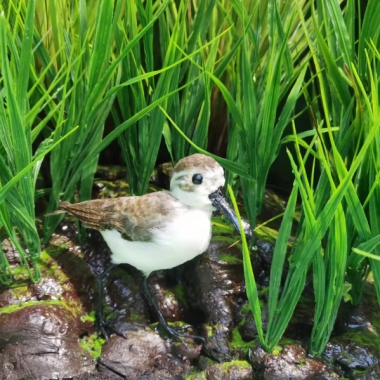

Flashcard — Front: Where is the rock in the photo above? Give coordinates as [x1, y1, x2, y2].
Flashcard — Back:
[205, 361, 253, 380]
[180, 238, 264, 362]
[169, 339, 203, 362]
[148, 270, 185, 322]
[322, 281, 380, 379]
[180, 241, 247, 361]
[255, 240, 274, 267]
[324, 342, 380, 379]
[99, 327, 190, 378]
[249, 344, 340, 379]
[234, 299, 268, 342]
[188, 360, 253, 380]
[0, 304, 95, 380]
[189, 241, 242, 326]
[187, 374, 207, 380]
[203, 323, 231, 362]
[105, 265, 147, 330]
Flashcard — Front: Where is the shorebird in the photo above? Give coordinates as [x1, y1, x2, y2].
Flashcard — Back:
[58, 153, 253, 343]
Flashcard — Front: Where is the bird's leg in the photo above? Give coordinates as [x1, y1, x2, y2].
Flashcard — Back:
[96, 264, 116, 339]
[142, 275, 205, 345]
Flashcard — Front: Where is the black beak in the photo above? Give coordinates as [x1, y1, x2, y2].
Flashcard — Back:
[209, 187, 254, 242]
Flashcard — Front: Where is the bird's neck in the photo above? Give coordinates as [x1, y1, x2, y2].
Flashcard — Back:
[169, 187, 214, 214]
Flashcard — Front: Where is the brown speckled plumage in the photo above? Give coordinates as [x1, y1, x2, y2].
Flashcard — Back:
[59, 192, 184, 242]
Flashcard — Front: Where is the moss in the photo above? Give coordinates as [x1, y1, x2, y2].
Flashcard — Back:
[149, 321, 159, 330]
[229, 327, 256, 354]
[271, 345, 283, 356]
[185, 360, 252, 380]
[1, 248, 87, 320]
[149, 320, 189, 331]
[81, 311, 96, 323]
[9, 266, 29, 277]
[218, 254, 242, 264]
[212, 216, 235, 235]
[9, 283, 30, 297]
[80, 333, 105, 359]
[240, 302, 252, 314]
[185, 372, 206, 380]
[221, 360, 252, 370]
[258, 286, 269, 296]
[212, 235, 239, 245]
[38, 247, 71, 282]
[39, 247, 62, 262]
[200, 356, 214, 368]
[278, 337, 297, 346]
[230, 327, 244, 347]
[204, 325, 214, 338]
[129, 309, 145, 323]
[333, 330, 380, 358]
[0, 299, 79, 317]
[172, 284, 187, 306]
[147, 184, 160, 193]
[298, 358, 306, 366]
[203, 323, 232, 339]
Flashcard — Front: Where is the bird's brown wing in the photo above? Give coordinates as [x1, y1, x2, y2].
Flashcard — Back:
[59, 192, 182, 242]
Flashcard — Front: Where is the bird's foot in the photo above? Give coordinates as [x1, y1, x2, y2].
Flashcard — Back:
[158, 322, 205, 346]
[97, 314, 127, 340]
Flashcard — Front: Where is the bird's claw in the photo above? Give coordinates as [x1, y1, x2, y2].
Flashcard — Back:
[159, 323, 205, 346]
[97, 315, 127, 340]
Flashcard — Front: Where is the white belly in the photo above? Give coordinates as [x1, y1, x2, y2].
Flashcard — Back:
[101, 209, 212, 275]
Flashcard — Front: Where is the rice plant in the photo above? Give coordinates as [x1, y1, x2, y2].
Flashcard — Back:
[204, 0, 312, 229]
[238, 0, 380, 355]
[0, 0, 78, 283]
[113, 0, 254, 196]
[113, 0, 216, 195]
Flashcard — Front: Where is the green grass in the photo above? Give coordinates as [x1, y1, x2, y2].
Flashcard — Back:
[223, 0, 380, 355]
[0, 1, 79, 283]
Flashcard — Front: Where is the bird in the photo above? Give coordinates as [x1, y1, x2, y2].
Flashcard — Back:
[57, 153, 254, 344]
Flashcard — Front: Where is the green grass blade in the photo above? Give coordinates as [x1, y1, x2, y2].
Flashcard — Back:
[227, 184, 264, 345]
[0, 127, 79, 205]
[265, 182, 298, 342]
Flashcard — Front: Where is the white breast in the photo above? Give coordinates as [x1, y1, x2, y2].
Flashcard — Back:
[101, 209, 212, 276]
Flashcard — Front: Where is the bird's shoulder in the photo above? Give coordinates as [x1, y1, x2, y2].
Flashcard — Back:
[104, 191, 185, 242]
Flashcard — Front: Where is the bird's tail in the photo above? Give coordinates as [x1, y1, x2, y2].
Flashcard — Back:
[44, 201, 71, 217]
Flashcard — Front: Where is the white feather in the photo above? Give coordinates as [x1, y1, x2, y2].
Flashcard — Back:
[101, 208, 212, 276]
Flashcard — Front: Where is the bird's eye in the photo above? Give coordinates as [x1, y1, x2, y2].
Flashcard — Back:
[192, 173, 203, 185]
